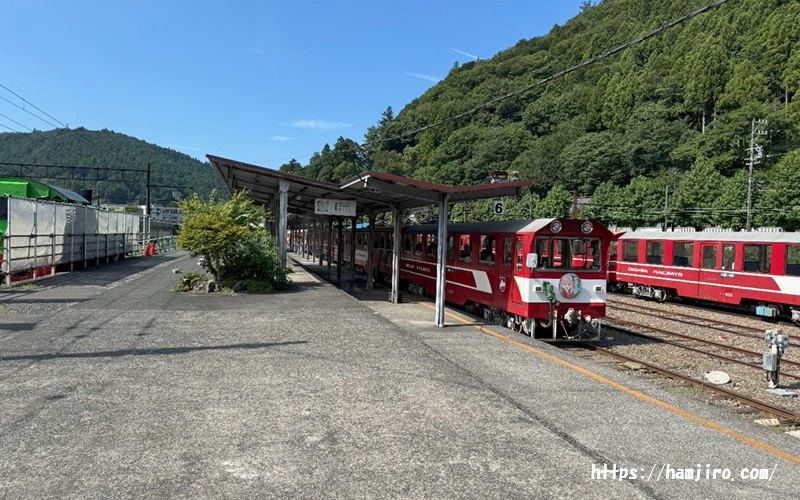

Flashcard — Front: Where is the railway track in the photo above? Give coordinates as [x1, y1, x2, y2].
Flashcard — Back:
[605, 317, 800, 378]
[608, 299, 767, 339]
[574, 341, 800, 422]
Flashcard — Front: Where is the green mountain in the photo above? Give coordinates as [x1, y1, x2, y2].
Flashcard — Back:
[289, 0, 800, 230]
[0, 127, 225, 206]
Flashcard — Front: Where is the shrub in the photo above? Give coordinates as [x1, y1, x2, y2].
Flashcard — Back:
[217, 229, 290, 289]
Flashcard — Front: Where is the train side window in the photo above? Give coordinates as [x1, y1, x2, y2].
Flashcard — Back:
[503, 236, 512, 267]
[515, 238, 524, 270]
[645, 241, 663, 264]
[447, 235, 455, 261]
[621, 240, 639, 262]
[743, 244, 770, 273]
[721, 244, 735, 271]
[785, 246, 800, 275]
[459, 235, 472, 263]
[479, 235, 495, 265]
[427, 235, 437, 258]
[609, 241, 618, 261]
[672, 242, 693, 267]
[701, 244, 717, 269]
[414, 234, 425, 256]
[404, 235, 412, 254]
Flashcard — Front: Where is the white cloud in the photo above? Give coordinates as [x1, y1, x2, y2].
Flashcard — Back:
[406, 72, 441, 83]
[169, 144, 202, 151]
[289, 120, 350, 130]
[246, 47, 264, 54]
[269, 136, 294, 142]
[450, 48, 479, 60]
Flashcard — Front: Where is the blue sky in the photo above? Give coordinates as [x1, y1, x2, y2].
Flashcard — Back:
[2, 0, 586, 169]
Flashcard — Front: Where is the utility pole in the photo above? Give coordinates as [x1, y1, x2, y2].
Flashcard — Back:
[146, 162, 151, 216]
[745, 119, 768, 231]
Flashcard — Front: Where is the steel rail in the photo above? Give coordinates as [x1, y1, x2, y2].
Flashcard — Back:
[608, 300, 765, 337]
[607, 317, 800, 373]
[576, 342, 800, 422]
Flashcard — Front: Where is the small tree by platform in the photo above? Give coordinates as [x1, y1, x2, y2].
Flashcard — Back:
[176, 191, 289, 291]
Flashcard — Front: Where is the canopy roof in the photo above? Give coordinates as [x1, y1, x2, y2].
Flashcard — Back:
[207, 155, 530, 216]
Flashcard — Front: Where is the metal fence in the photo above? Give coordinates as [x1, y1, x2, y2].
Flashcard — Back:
[1, 196, 178, 285]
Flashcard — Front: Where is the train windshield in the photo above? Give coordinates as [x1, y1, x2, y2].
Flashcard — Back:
[534, 237, 601, 270]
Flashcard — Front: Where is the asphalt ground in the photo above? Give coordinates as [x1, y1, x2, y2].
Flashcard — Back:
[0, 251, 799, 499]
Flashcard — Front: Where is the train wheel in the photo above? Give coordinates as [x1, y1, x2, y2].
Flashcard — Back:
[653, 288, 668, 302]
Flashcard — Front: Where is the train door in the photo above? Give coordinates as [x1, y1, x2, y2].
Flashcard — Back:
[499, 235, 513, 307]
[698, 243, 719, 300]
[509, 235, 527, 308]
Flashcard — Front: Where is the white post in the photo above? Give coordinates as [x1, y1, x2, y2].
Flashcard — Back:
[390, 206, 401, 304]
[435, 193, 450, 327]
[278, 179, 289, 268]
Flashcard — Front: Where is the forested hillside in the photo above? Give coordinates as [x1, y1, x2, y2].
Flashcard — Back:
[283, 0, 800, 230]
[0, 127, 225, 206]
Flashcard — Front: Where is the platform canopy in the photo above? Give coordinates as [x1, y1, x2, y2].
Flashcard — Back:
[207, 155, 530, 215]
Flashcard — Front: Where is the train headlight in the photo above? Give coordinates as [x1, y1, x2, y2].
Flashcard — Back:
[581, 221, 593, 234]
[550, 220, 562, 233]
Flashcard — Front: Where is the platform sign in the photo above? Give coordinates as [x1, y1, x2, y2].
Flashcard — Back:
[493, 200, 504, 215]
[315, 199, 357, 217]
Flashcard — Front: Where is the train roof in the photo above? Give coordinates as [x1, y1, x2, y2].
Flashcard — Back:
[404, 218, 607, 234]
[618, 231, 800, 243]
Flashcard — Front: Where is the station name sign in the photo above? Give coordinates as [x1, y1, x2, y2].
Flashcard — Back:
[314, 199, 357, 216]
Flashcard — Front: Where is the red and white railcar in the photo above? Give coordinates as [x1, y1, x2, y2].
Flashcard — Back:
[389, 218, 612, 340]
[609, 231, 800, 322]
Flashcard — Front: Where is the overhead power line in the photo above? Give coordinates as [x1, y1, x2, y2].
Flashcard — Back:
[0, 84, 148, 172]
[0, 112, 32, 132]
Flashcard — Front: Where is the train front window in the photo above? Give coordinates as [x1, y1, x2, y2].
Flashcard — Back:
[534, 237, 601, 270]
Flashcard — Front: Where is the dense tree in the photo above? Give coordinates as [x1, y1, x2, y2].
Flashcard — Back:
[755, 149, 800, 230]
[534, 184, 572, 218]
[0, 128, 225, 205]
[672, 159, 725, 228]
[278, 159, 303, 175]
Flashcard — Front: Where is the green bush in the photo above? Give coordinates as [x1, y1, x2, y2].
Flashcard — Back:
[217, 229, 290, 289]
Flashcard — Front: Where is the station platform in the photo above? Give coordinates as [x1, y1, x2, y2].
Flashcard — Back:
[0, 250, 799, 498]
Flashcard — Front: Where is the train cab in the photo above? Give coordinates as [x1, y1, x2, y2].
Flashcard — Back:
[401, 218, 613, 340]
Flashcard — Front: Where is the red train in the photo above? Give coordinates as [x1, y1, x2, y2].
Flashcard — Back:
[326, 218, 614, 340]
[608, 230, 800, 323]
